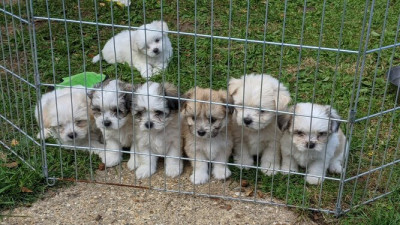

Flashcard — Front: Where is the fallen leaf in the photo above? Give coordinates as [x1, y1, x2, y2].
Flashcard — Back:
[256, 190, 265, 198]
[98, 163, 105, 171]
[11, 139, 19, 146]
[4, 161, 18, 168]
[99, 2, 105, 6]
[245, 189, 254, 197]
[95, 214, 102, 221]
[21, 187, 33, 193]
[219, 204, 232, 211]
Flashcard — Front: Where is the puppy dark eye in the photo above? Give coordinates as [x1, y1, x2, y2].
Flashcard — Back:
[318, 132, 328, 137]
[155, 39, 160, 43]
[75, 120, 87, 127]
[113, 108, 123, 114]
[135, 110, 143, 116]
[155, 110, 164, 116]
[294, 131, 305, 136]
[209, 117, 216, 123]
[92, 107, 100, 112]
[191, 116, 195, 121]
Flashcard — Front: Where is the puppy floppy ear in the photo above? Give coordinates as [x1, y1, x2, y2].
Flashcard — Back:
[277, 106, 293, 132]
[274, 85, 291, 111]
[119, 82, 134, 112]
[228, 77, 242, 97]
[219, 90, 234, 115]
[162, 82, 180, 111]
[88, 80, 105, 99]
[325, 105, 341, 133]
[152, 20, 169, 32]
[181, 88, 195, 115]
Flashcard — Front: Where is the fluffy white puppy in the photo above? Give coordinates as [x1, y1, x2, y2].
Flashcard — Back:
[92, 20, 173, 79]
[278, 103, 346, 185]
[88, 79, 134, 167]
[127, 82, 183, 179]
[182, 88, 234, 185]
[35, 86, 102, 148]
[229, 74, 291, 175]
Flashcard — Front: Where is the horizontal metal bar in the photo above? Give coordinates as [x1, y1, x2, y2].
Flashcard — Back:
[0, 8, 30, 24]
[0, 65, 37, 89]
[0, 113, 40, 146]
[0, 139, 36, 171]
[355, 106, 400, 122]
[344, 158, 400, 182]
[39, 83, 348, 122]
[366, 42, 400, 54]
[341, 190, 396, 215]
[32, 16, 360, 54]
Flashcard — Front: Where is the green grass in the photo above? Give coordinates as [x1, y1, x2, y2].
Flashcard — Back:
[1, 0, 400, 223]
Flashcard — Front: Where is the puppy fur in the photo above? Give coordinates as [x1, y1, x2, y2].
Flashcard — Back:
[182, 88, 234, 184]
[127, 81, 183, 179]
[278, 103, 346, 185]
[229, 74, 291, 175]
[92, 20, 172, 79]
[35, 86, 102, 149]
[88, 79, 134, 167]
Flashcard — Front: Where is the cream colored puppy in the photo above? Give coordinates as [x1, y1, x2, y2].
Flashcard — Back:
[278, 103, 346, 185]
[182, 88, 234, 185]
[229, 74, 291, 175]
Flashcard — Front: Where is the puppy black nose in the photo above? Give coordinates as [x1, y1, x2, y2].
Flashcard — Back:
[153, 48, 159, 54]
[243, 118, 252, 125]
[197, 130, 206, 136]
[67, 132, 77, 139]
[306, 142, 316, 149]
[103, 120, 112, 127]
[145, 121, 154, 129]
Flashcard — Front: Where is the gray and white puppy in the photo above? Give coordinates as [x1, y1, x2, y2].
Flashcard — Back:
[88, 79, 134, 167]
[127, 81, 183, 179]
[278, 103, 346, 185]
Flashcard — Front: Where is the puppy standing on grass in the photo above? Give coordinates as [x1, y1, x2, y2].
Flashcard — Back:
[229, 74, 291, 175]
[35, 86, 102, 149]
[127, 81, 183, 179]
[278, 103, 346, 185]
[88, 79, 134, 167]
[92, 20, 172, 79]
[182, 88, 234, 185]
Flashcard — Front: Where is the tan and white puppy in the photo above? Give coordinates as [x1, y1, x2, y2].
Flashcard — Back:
[127, 81, 183, 179]
[88, 79, 134, 167]
[229, 74, 291, 175]
[182, 88, 234, 185]
[35, 86, 102, 149]
[278, 103, 346, 185]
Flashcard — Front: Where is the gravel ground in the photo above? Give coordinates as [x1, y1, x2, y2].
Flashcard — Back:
[2, 161, 315, 224]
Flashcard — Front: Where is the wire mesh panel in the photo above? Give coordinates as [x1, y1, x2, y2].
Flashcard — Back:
[0, 0, 399, 215]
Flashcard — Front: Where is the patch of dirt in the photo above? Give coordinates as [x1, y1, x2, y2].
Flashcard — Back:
[1, 162, 315, 224]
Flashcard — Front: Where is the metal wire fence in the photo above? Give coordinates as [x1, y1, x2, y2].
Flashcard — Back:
[1, 0, 399, 216]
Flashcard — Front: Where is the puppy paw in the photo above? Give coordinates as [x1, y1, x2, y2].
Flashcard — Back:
[212, 166, 231, 180]
[329, 163, 343, 174]
[140, 67, 154, 79]
[233, 156, 254, 170]
[190, 172, 209, 185]
[101, 152, 122, 167]
[165, 162, 183, 178]
[135, 165, 156, 179]
[152, 67, 162, 75]
[127, 156, 138, 171]
[260, 162, 280, 176]
[306, 176, 322, 185]
[281, 165, 298, 175]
